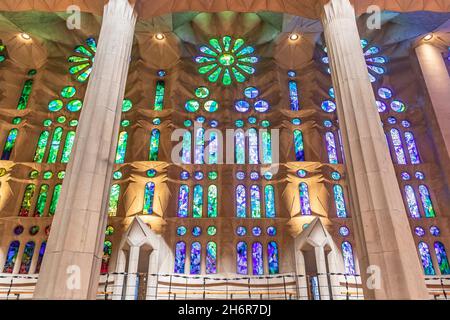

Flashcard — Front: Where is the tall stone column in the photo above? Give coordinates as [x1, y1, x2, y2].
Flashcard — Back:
[33, 0, 137, 300]
[321, 0, 429, 299]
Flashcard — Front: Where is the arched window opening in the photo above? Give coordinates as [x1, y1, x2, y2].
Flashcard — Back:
[35, 242, 47, 273]
[190, 242, 201, 275]
[19, 184, 36, 217]
[101, 241, 112, 274]
[174, 241, 186, 274]
[1, 128, 18, 160]
[418, 241, 435, 275]
[17, 79, 33, 110]
[264, 185, 276, 218]
[299, 182, 311, 216]
[207, 185, 218, 218]
[49, 184, 62, 216]
[289, 81, 299, 111]
[434, 242, 450, 275]
[143, 182, 155, 215]
[250, 185, 261, 218]
[206, 242, 217, 274]
[193, 185, 203, 218]
[390, 128, 406, 165]
[154, 80, 165, 111]
[47, 127, 63, 164]
[115, 131, 128, 164]
[252, 242, 264, 275]
[262, 131, 272, 164]
[404, 185, 421, 219]
[333, 185, 347, 218]
[207, 131, 219, 164]
[34, 184, 49, 217]
[34, 131, 49, 163]
[237, 241, 248, 275]
[404, 131, 421, 164]
[342, 241, 356, 275]
[267, 241, 279, 275]
[108, 184, 120, 217]
[182, 131, 192, 164]
[325, 131, 338, 164]
[3, 241, 20, 273]
[149, 129, 160, 161]
[19, 241, 35, 274]
[235, 130, 245, 164]
[177, 185, 189, 218]
[293, 129, 304, 161]
[248, 128, 259, 164]
[418, 185, 435, 218]
[61, 131, 76, 163]
[236, 185, 246, 218]
[195, 128, 205, 164]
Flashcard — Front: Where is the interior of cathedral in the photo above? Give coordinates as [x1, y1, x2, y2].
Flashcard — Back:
[0, 0, 449, 300]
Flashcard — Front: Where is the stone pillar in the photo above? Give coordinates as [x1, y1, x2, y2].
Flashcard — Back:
[315, 246, 330, 300]
[321, 0, 429, 299]
[125, 246, 139, 300]
[33, 0, 137, 300]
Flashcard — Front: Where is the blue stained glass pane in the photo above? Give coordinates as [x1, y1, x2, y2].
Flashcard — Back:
[299, 183, 311, 216]
[195, 128, 205, 164]
[434, 242, 450, 275]
[235, 100, 250, 112]
[193, 185, 203, 218]
[248, 128, 259, 164]
[342, 241, 356, 275]
[182, 131, 191, 164]
[3, 241, 20, 273]
[206, 242, 217, 274]
[149, 129, 160, 161]
[404, 132, 421, 164]
[430, 226, 440, 237]
[35, 241, 46, 273]
[333, 185, 347, 218]
[404, 185, 421, 219]
[19, 241, 35, 274]
[250, 185, 261, 218]
[190, 242, 201, 275]
[143, 182, 155, 214]
[1, 129, 18, 160]
[236, 185, 246, 218]
[174, 242, 186, 274]
[294, 130, 305, 161]
[321, 100, 336, 113]
[265, 185, 276, 218]
[418, 242, 435, 275]
[235, 130, 245, 164]
[177, 185, 189, 218]
[289, 81, 299, 111]
[267, 241, 279, 275]
[390, 128, 406, 164]
[262, 131, 272, 164]
[326, 132, 339, 164]
[115, 131, 128, 164]
[237, 242, 248, 274]
[419, 185, 435, 218]
[252, 242, 264, 275]
[415, 227, 425, 237]
[208, 132, 218, 164]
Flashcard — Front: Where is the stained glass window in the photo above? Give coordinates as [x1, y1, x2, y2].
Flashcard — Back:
[294, 130, 305, 161]
[101, 241, 112, 274]
[61, 131, 76, 163]
[35, 241, 46, 273]
[149, 129, 160, 161]
[34, 184, 49, 217]
[404, 132, 421, 164]
[299, 183, 311, 216]
[49, 184, 61, 216]
[193, 185, 203, 218]
[17, 79, 34, 110]
[418, 241, 435, 275]
[252, 242, 264, 275]
[178, 185, 189, 218]
[434, 242, 450, 275]
[418, 185, 435, 218]
[1, 128, 18, 160]
[195, 128, 205, 164]
[250, 185, 261, 218]
[404, 185, 421, 219]
[182, 131, 192, 164]
[34, 131, 49, 163]
[235, 130, 245, 164]
[3, 241, 20, 273]
[289, 81, 300, 111]
[325, 132, 338, 164]
[390, 128, 406, 165]
[108, 184, 120, 217]
[236, 185, 246, 218]
[19, 241, 35, 274]
[265, 185, 276, 218]
[237, 241, 248, 274]
[207, 185, 218, 218]
[47, 127, 63, 164]
[154, 80, 165, 110]
[115, 131, 128, 164]
[174, 241, 186, 274]
[267, 241, 279, 275]
[19, 184, 35, 217]
[342, 241, 356, 275]
[68, 37, 96, 83]
[206, 242, 217, 274]
[190, 242, 202, 275]
[262, 131, 272, 164]
[333, 185, 347, 218]
[248, 128, 259, 164]
[206, 131, 219, 164]
[143, 182, 155, 215]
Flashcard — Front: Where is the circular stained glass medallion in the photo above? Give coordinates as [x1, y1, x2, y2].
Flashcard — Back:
[204, 100, 219, 112]
[235, 100, 250, 112]
[321, 100, 336, 113]
[185, 100, 200, 112]
[254, 100, 270, 113]
[195, 87, 210, 99]
[236, 226, 247, 236]
[61, 86, 76, 99]
[67, 99, 83, 112]
[48, 99, 63, 112]
[244, 87, 259, 99]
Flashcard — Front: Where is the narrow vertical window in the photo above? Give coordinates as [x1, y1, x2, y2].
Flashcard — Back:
[341, 241, 356, 275]
[34, 184, 49, 217]
[390, 128, 406, 164]
[182, 131, 192, 164]
[207, 185, 218, 218]
[237, 241, 248, 275]
[101, 241, 112, 274]
[47, 127, 63, 164]
[248, 128, 259, 164]
[418, 242, 436, 275]
[289, 81, 299, 111]
[434, 242, 450, 275]
[195, 128, 205, 164]
[190, 242, 201, 275]
[19, 184, 36, 217]
[108, 184, 120, 217]
[338, 130, 345, 163]
[143, 182, 155, 215]
[208, 131, 218, 164]
[250, 185, 261, 218]
[35, 241, 47, 273]
[1, 128, 18, 160]
[153, 80, 165, 111]
[19, 241, 35, 274]
[252, 242, 264, 275]
[17, 79, 33, 110]
[61, 131, 76, 163]
[34, 131, 49, 163]
[418, 185, 436, 218]
[267, 241, 279, 275]
[293, 129, 304, 161]
[177, 185, 189, 218]
[404, 185, 421, 219]
[262, 130, 272, 164]
[404, 132, 421, 164]
[174, 241, 186, 274]
[264, 185, 276, 218]
[193, 185, 203, 218]
[325, 131, 338, 164]
[235, 130, 245, 164]
[236, 185, 246, 218]
[206, 242, 217, 274]
[149, 129, 160, 161]
[299, 182, 311, 216]
[3, 241, 20, 273]
[333, 185, 347, 218]
[49, 184, 62, 216]
[115, 131, 128, 164]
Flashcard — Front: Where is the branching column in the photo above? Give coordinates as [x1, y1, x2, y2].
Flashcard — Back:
[321, 0, 429, 299]
[34, 0, 137, 300]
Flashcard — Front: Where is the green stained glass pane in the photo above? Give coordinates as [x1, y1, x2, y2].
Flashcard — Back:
[86, 38, 97, 53]
[232, 39, 245, 53]
[34, 184, 49, 217]
[67, 99, 83, 112]
[147, 169, 157, 177]
[48, 100, 63, 112]
[74, 45, 93, 57]
[115, 131, 128, 164]
[69, 63, 90, 75]
[207, 226, 217, 236]
[237, 64, 255, 75]
[43, 171, 53, 180]
[195, 56, 215, 64]
[122, 99, 132, 112]
[77, 68, 92, 83]
[204, 100, 219, 112]
[108, 184, 120, 217]
[57, 171, 65, 179]
[154, 81, 165, 111]
[19, 184, 36, 217]
[238, 56, 258, 64]
[113, 171, 122, 180]
[29, 170, 39, 179]
[207, 185, 218, 218]
[193, 185, 203, 218]
[43, 119, 52, 127]
[1, 129, 18, 160]
[199, 64, 217, 75]
[47, 127, 63, 164]
[121, 120, 130, 127]
[12, 117, 22, 125]
[57, 116, 66, 124]
[28, 69, 37, 76]
[0, 55, 5, 63]
[219, 54, 235, 66]
[49, 184, 62, 216]
[209, 38, 222, 52]
[208, 171, 218, 180]
[236, 46, 255, 57]
[61, 131, 76, 163]
[184, 120, 192, 127]
[143, 182, 155, 215]
[61, 86, 76, 99]
[149, 129, 160, 161]
[262, 131, 272, 164]
[222, 68, 232, 86]
[199, 46, 218, 56]
[185, 100, 200, 112]
[69, 120, 78, 127]
[208, 67, 222, 83]
[68, 56, 89, 63]
[195, 87, 210, 99]
[34, 131, 50, 163]
[17, 79, 33, 110]
[232, 67, 246, 83]
[223, 36, 232, 51]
